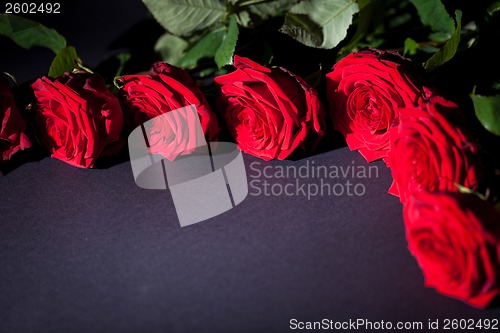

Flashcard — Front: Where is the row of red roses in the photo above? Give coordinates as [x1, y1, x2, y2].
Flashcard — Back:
[329, 49, 500, 308]
[1, 62, 215, 168]
[1, 55, 324, 167]
[1, 48, 499, 308]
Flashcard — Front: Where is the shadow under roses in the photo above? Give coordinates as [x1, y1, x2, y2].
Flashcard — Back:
[0, 147, 47, 175]
[285, 124, 348, 162]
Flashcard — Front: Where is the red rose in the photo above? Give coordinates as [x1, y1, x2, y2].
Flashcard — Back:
[31, 71, 124, 168]
[387, 95, 480, 204]
[326, 48, 431, 162]
[119, 62, 220, 160]
[404, 191, 500, 308]
[214, 55, 325, 161]
[0, 75, 32, 161]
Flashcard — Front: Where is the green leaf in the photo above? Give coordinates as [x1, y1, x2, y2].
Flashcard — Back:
[388, 12, 412, 29]
[48, 46, 80, 78]
[177, 27, 225, 68]
[115, 53, 131, 77]
[421, 45, 440, 53]
[453, 182, 487, 201]
[423, 10, 462, 72]
[228, 0, 294, 27]
[429, 31, 452, 42]
[215, 15, 239, 68]
[242, 0, 295, 20]
[357, 0, 371, 11]
[454, 182, 475, 195]
[409, 0, 454, 35]
[234, 10, 252, 27]
[470, 94, 500, 136]
[492, 81, 500, 91]
[403, 37, 420, 56]
[487, 1, 500, 16]
[0, 14, 66, 53]
[154, 33, 189, 66]
[279, 0, 358, 49]
[141, 0, 225, 36]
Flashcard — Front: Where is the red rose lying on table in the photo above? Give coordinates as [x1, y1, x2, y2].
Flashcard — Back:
[214, 55, 325, 161]
[31, 70, 123, 168]
[117, 62, 220, 161]
[387, 95, 481, 204]
[404, 191, 500, 308]
[326, 48, 432, 162]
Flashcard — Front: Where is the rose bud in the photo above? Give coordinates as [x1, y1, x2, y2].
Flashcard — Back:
[404, 191, 500, 308]
[0, 75, 32, 161]
[214, 55, 325, 161]
[117, 62, 220, 161]
[387, 95, 481, 204]
[31, 71, 124, 168]
[326, 48, 432, 162]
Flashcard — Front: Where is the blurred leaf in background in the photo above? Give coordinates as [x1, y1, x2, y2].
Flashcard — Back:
[280, 0, 358, 49]
[423, 10, 461, 72]
[0, 14, 66, 53]
[471, 94, 500, 137]
[48, 46, 81, 78]
[141, 0, 226, 36]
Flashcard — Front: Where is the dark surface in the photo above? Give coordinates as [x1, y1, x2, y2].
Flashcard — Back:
[2, 148, 500, 333]
[1, 1, 500, 332]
